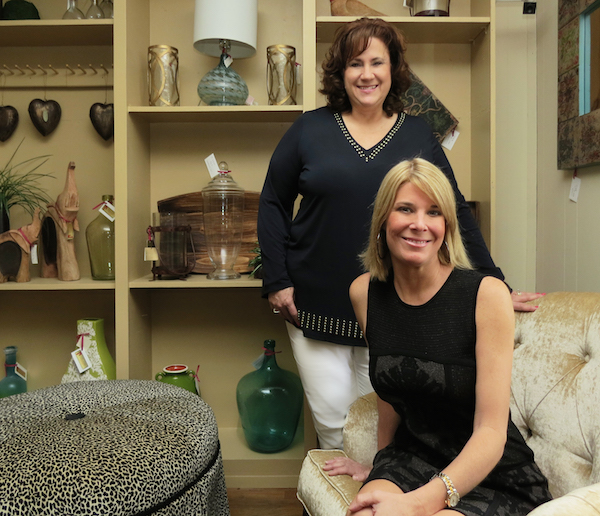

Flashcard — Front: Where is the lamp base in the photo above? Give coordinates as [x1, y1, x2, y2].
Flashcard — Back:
[197, 53, 249, 106]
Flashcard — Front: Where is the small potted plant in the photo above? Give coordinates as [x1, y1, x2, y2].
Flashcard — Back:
[248, 242, 263, 279]
[0, 139, 53, 234]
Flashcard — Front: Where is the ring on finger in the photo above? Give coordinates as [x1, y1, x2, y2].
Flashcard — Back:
[272, 309, 280, 314]
[516, 289, 522, 296]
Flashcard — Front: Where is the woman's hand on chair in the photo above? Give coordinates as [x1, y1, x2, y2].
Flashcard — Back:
[323, 457, 372, 482]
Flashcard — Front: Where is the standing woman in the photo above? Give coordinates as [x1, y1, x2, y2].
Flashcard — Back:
[343, 158, 551, 516]
[257, 17, 538, 450]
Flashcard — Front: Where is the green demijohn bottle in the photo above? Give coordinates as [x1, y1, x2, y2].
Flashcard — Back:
[236, 340, 303, 453]
[0, 346, 27, 398]
[86, 195, 115, 280]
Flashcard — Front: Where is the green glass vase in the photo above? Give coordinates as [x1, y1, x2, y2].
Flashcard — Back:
[0, 346, 27, 398]
[236, 340, 303, 453]
[86, 195, 115, 280]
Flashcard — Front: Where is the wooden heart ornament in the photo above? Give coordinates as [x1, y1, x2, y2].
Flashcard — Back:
[28, 99, 61, 136]
[0, 106, 19, 142]
[89, 103, 114, 141]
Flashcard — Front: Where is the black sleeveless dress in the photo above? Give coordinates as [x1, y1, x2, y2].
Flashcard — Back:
[364, 269, 551, 516]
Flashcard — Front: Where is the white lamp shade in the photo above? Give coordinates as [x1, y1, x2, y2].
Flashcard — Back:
[193, 0, 258, 59]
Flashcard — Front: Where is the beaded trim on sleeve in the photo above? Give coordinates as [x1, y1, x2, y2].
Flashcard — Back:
[334, 111, 406, 163]
[298, 309, 364, 340]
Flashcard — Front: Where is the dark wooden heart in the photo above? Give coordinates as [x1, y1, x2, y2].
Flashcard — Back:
[28, 99, 61, 137]
[89, 103, 114, 141]
[0, 106, 19, 142]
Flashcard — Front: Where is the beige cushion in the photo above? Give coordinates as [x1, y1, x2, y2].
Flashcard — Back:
[297, 450, 361, 516]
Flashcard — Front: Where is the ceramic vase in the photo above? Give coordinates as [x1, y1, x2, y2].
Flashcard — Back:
[62, 318, 116, 383]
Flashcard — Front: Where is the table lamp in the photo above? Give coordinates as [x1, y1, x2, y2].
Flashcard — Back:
[193, 0, 257, 106]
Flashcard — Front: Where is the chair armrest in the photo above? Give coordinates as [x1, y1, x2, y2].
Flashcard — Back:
[343, 392, 378, 466]
[297, 450, 362, 516]
[528, 482, 600, 516]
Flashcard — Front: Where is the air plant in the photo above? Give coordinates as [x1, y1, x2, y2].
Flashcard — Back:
[0, 139, 54, 229]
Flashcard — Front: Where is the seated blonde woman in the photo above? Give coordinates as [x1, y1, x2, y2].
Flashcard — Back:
[324, 158, 551, 516]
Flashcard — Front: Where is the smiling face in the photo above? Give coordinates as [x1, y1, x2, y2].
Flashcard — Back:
[343, 37, 392, 112]
[384, 182, 446, 269]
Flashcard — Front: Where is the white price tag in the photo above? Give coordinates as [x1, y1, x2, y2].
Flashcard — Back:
[224, 55, 233, 68]
[99, 201, 115, 222]
[442, 129, 459, 151]
[569, 175, 581, 202]
[15, 362, 27, 381]
[71, 348, 91, 374]
[204, 153, 220, 178]
[30, 244, 38, 265]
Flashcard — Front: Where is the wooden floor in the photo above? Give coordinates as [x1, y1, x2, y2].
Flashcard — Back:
[227, 488, 305, 516]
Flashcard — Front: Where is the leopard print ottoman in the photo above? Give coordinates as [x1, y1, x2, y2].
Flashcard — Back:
[0, 380, 230, 516]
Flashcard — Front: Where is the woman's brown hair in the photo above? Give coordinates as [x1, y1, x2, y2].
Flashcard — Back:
[320, 17, 411, 117]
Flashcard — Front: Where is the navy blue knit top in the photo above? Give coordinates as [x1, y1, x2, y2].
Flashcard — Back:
[257, 107, 503, 346]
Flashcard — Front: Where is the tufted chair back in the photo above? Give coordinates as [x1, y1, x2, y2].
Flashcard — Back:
[511, 291, 600, 497]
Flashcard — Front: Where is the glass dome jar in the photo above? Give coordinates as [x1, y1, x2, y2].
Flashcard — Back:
[201, 162, 245, 280]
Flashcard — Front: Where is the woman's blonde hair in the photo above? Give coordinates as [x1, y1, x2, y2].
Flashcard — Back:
[361, 158, 473, 281]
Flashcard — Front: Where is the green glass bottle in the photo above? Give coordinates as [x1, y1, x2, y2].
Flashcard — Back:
[0, 346, 27, 398]
[86, 195, 115, 280]
[236, 340, 303, 453]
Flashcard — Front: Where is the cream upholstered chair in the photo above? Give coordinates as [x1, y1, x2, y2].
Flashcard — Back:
[297, 292, 600, 516]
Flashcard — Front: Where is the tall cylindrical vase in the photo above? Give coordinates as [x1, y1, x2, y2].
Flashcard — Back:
[266, 45, 297, 106]
[148, 45, 180, 106]
[62, 318, 116, 383]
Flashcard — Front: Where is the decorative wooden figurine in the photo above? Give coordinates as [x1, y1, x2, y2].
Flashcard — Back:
[0, 208, 41, 283]
[329, 0, 385, 16]
[40, 161, 80, 281]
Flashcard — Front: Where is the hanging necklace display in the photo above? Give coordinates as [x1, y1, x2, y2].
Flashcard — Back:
[89, 69, 113, 140]
[0, 74, 19, 142]
[28, 73, 61, 137]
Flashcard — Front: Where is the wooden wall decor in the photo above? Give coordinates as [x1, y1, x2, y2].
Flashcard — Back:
[0, 207, 41, 282]
[39, 161, 80, 281]
[558, 0, 600, 168]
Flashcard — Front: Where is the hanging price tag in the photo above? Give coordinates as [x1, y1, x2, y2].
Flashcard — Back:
[30, 244, 38, 265]
[15, 362, 27, 381]
[71, 348, 91, 373]
[205, 153, 220, 178]
[99, 201, 115, 222]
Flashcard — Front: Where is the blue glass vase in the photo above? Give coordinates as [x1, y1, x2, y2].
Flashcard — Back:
[236, 340, 303, 453]
[0, 346, 27, 398]
[197, 53, 249, 106]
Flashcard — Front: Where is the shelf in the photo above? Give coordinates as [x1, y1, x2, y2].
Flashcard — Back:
[0, 20, 113, 47]
[316, 16, 490, 44]
[130, 274, 262, 289]
[220, 426, 305, 488]
[128, 105, 304, 124]
[0, 277, 115, 291]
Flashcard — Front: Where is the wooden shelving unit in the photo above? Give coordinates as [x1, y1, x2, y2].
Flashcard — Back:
[0, 0, 495, 488]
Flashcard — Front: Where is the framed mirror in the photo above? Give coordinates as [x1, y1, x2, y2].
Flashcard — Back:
[558, 0, 600, 169]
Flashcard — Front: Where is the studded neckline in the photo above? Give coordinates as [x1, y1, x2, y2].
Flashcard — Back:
[334, 111, 406, 163]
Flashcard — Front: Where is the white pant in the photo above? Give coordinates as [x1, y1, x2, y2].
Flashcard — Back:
[286, 322, 374, 450]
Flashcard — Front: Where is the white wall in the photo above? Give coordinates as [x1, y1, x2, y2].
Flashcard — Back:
[535, 0, 600, 293]
[495, 2, 538, 292]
